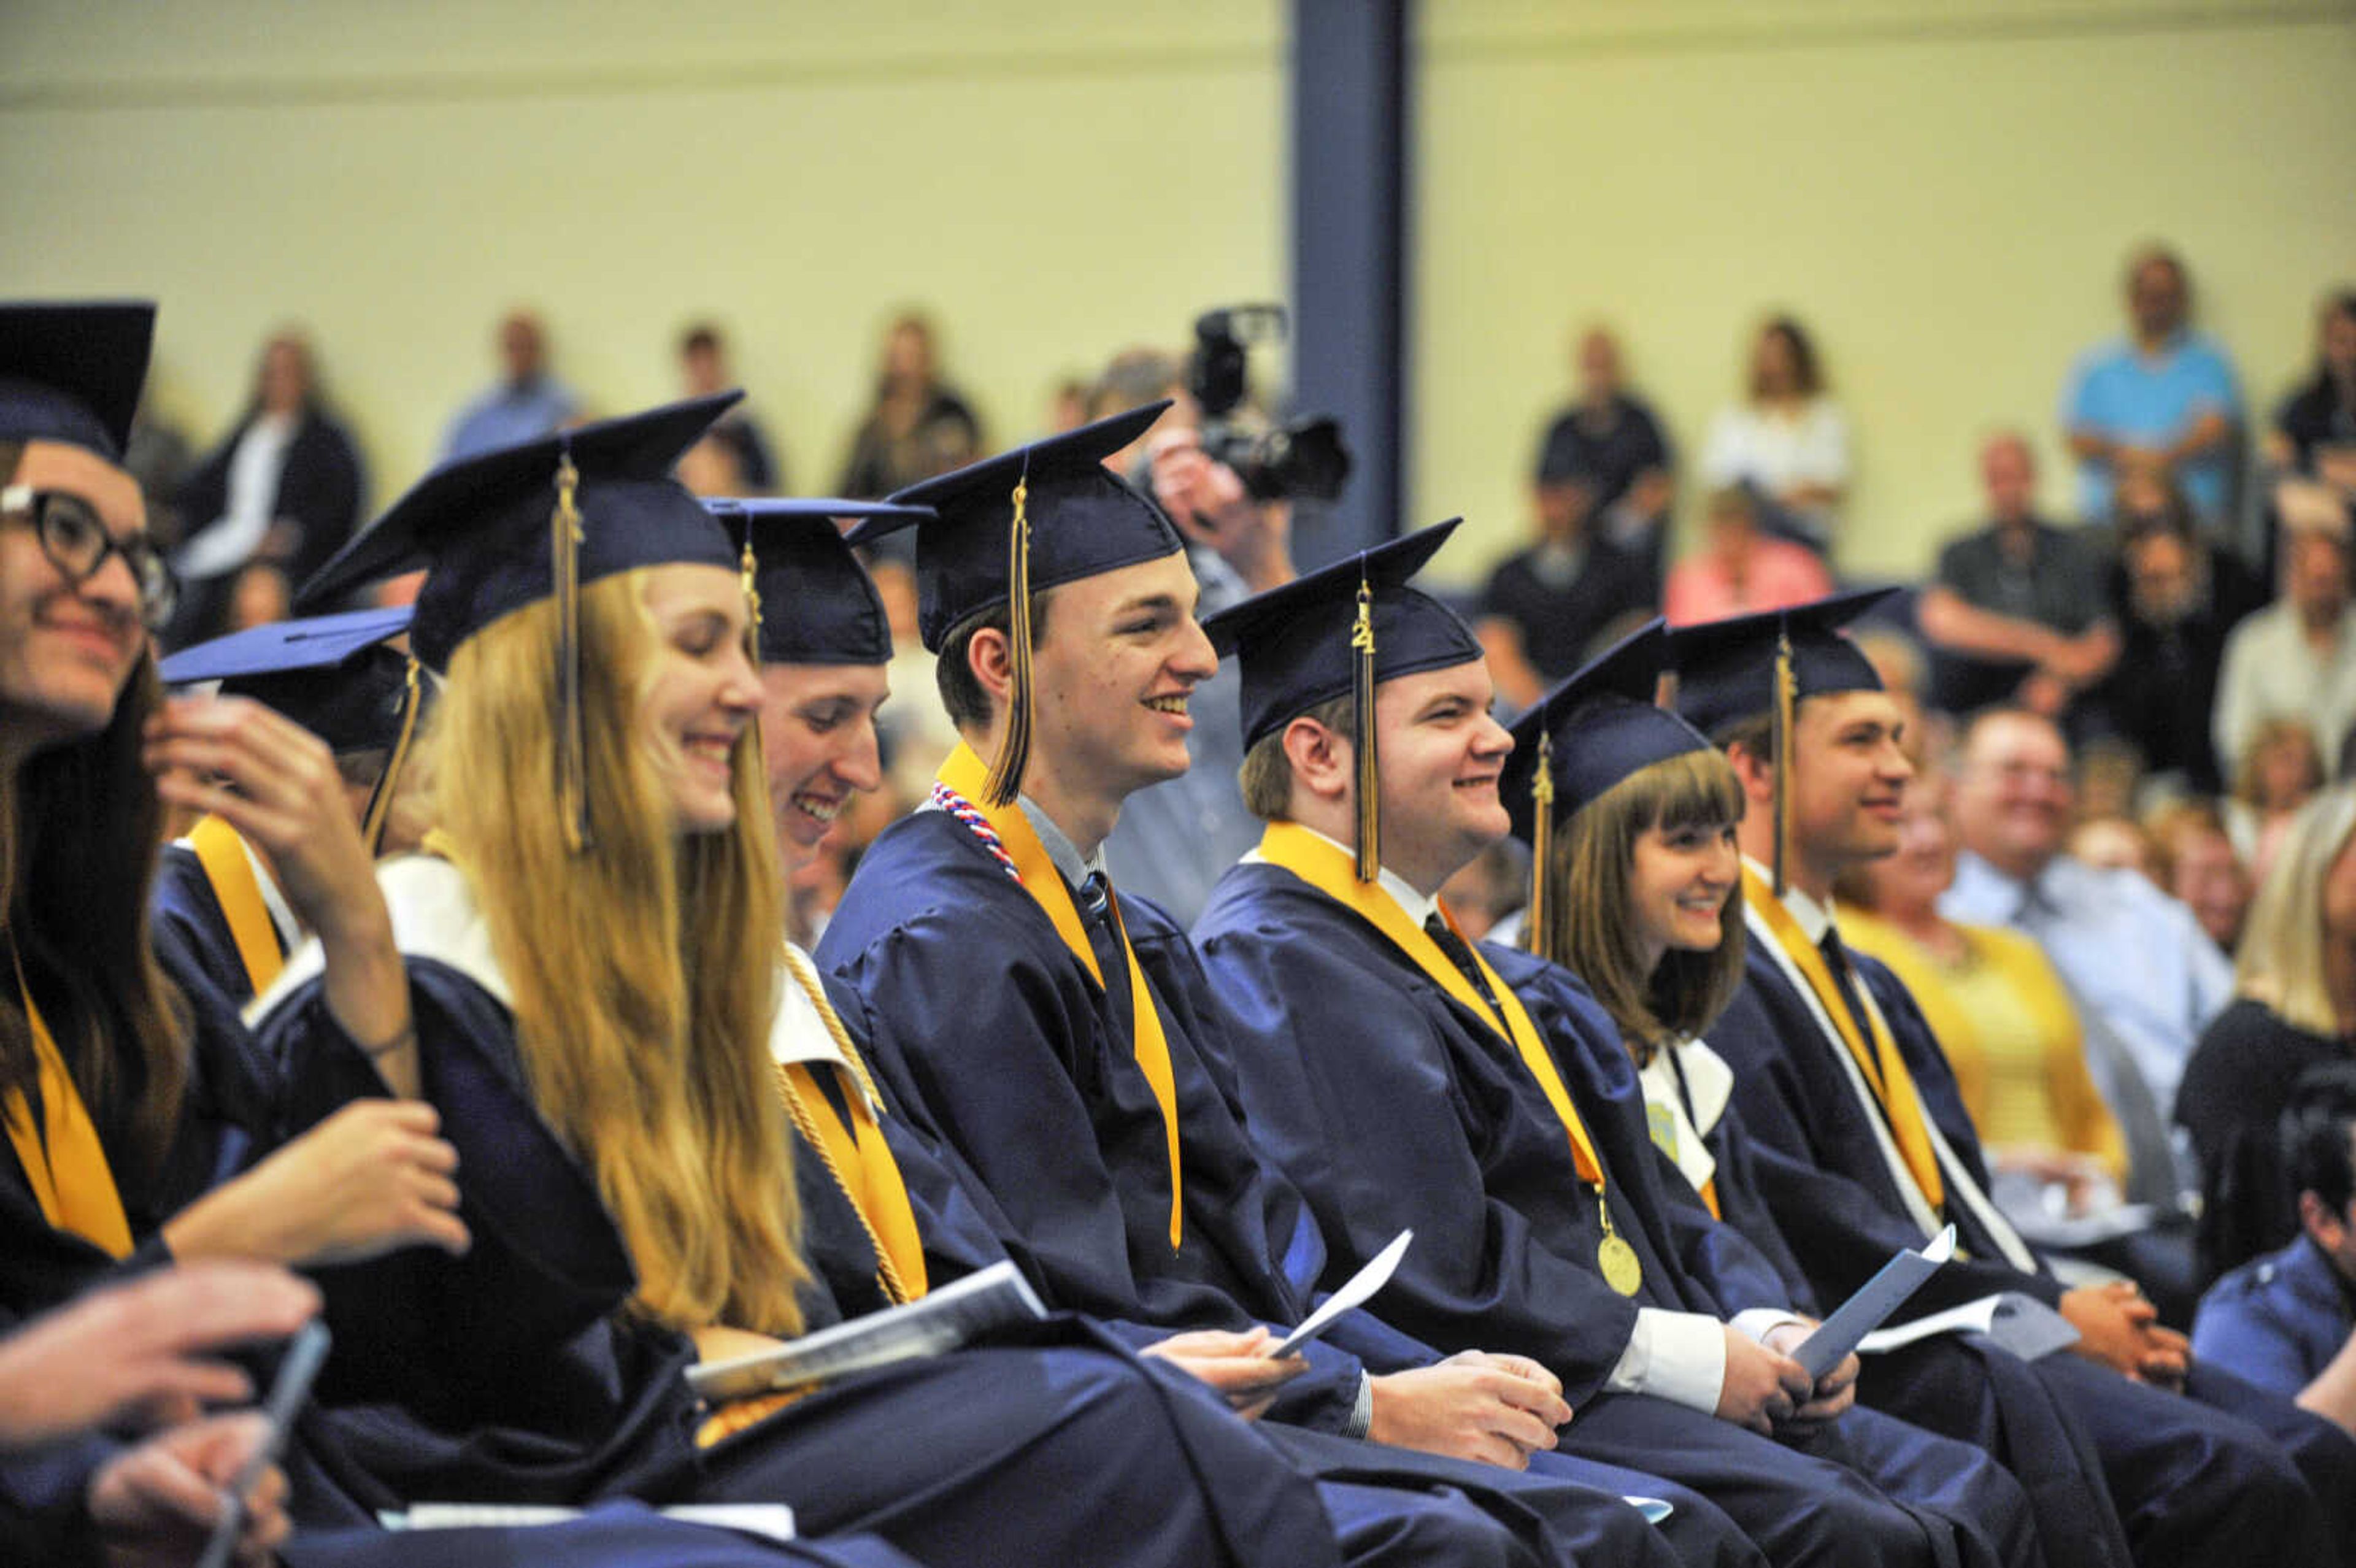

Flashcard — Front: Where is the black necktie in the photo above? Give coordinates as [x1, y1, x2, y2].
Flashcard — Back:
[1425, 913, 1505, 1016]
[1077, 871, 1134, 1020]
[1819, 928, 1871, 1034]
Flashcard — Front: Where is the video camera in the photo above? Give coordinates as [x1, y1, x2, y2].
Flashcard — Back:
[1187, 304, 1352, 504]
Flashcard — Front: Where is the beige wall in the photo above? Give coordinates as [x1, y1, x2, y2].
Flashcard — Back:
[4, 1, 2350, 591]
[0, 1, 1286, 507]
[1418, 0, 2356, 585]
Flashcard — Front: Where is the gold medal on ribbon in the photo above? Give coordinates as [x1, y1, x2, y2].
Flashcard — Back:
[1596, 1190, 1642, 1297]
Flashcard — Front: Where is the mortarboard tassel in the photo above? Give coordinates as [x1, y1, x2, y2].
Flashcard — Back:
[1528, 726, 1557, 956]
[980, 466, 1034, 808]
[358, 655, 423, 856]
[1771, 624, 1794, 898]
[738, 526, 764, 655]
[552, 447, 593, 854]
[1351, 572, 1380, 883]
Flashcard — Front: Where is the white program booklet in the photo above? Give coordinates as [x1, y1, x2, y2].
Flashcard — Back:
[382, 1504, 795, 1542]
[1857, 1290, 2081, 1362]
[1790, 1226, 1956, 1380]
[687, 1259, 1047, 1402]
[1268, 1230, 1414, 1358]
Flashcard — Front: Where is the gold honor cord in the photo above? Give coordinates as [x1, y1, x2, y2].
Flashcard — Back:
[552, 450, 592, 854]
[359, 657, 423, 856]
[1350, 575, 1380, 883]
[981, 467, 1034, 809]
[1255, 823, 1641, 1295]
[2, 951, 131, 1258]
[1526, 728, 1557, 957]
[186, 816, 286, 997]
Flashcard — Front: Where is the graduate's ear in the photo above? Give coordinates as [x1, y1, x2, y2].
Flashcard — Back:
[1282, 714, 1351, 806]
[966, 623, 1016, 710]
[2298, 1188, 2347, 1253]
[1725, 739, 1776, 812]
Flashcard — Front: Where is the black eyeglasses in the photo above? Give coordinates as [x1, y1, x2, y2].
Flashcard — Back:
[0, 484, 178, 633]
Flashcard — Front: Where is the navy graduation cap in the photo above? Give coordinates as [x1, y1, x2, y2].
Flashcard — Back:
[850, 400, 1182, 805]
[160, 606, 423, 850]
[0, 302, 156, 462]
[703, 498, 933, 667]
[1499, 620, 1711, 952]
[1199, 517, 1484, 882]
[1666, 586, 1896, 894]
[299, 391, 742, 853]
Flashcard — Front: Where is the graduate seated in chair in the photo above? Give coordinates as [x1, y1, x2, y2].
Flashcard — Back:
[249, 396, 1366, 1568]
[1665, 590, 2356, 1568]
[818, 407, 1766, 1568]
[1191, 529, 2038, 1568]
[1506, 623, 2136, 1568]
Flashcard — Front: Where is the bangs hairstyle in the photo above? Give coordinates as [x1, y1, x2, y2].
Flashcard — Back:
[433, 569, 805, 1336]
[1536, 748, 1746, 1058]
[2235, 782, 2356, 1039]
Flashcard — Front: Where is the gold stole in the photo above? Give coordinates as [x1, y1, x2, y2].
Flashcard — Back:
[937, 744, 1182, 1250]
[3, 953, 132, 1257]
[773, 946, 929, 1305]
[1742, 865, 1946, 1210]
[1255, 823, 1640, 1294]
[187, 815, 287, 997]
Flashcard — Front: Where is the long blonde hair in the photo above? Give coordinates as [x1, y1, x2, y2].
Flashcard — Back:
[1534, 749, 1747, 1059]
[433, 570, 804, 1335]
[2235, 782, 2356, 1038]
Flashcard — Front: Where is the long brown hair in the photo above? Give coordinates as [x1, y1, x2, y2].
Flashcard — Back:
[0, 439, 188, 1186]
[1534, 749, 1747, 1059]
[433, 570, 805, 1335]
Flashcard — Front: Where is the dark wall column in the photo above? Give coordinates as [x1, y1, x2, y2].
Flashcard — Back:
[1288, 0, 1409, 567]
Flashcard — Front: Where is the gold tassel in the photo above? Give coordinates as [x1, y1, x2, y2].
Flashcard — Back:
[359, 656, 423, 855]
[1528, 726, 1557, 955]
[1351, 574, 1380, 883]
[739, 529, 764, 657]
[553, 448, 592, 854]
[981, 469, 1033, 807]
[1771, 626, 1794, 898]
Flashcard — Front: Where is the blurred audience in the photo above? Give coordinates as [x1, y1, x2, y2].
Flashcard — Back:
[1917, 432, 2117, 723]
[2214, 481, 2356, 782]
[1661, 484, 1832, 625]
[835, 311, 982, 500]
[2069, 815, 2158, 880]
[679, 321, 780, 491]
[1700, 314, 1849, 558]
[1476, 442, 1655, 709]
[2063, 245, 2242, 536]
[2266, 289, 2356, 493]
[2147, 798, 2254, 955]
[166, 329, 364, 647]
[2179, 785, 2356, 1282]
[2230, 717, 2328, 884]
[1531, 325, 1675, 587]
[439, 307, 580, 462]
[1943, 707, 2231, 1175]
[2096, 472, 2269, 794]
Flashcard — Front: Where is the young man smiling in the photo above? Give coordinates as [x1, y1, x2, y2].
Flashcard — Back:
[1680, 592, 2356, 1568]
[817, 408, 1754, 1568]
[1191, 541, 2035, 1568]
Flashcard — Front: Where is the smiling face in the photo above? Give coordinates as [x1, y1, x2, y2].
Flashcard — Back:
[1952, 710, 2073, 880]
[758, 661, 889, 870]
[1628, 815, 1740, 970]
[634, 563, 763, 837]
[1856, 774, 1957, 921]
[1022, 550, 1216, 812]
[0, 440, 150, 757]
[1369, 659, 1515, 895]
[1786, 688, 1914, 874]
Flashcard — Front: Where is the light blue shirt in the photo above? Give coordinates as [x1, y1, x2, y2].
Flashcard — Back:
[440, 376, 582, 464]
[2061, 330, 2241, 525]
[1942, 849, 2234, 1121]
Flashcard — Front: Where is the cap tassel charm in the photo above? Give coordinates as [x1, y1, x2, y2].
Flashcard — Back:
[552, 446, 593, 855]
[981, 466, 1034, 808]
[1528, 727, 1557, 955]
[1351, 574, 1380, 883]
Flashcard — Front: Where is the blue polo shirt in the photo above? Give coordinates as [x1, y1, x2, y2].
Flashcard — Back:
[2192, 1236, 2355, 1400]
[2061, 329, 2241, 524]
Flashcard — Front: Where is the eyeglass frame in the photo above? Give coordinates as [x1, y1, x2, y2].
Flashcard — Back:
[0, 482, 179, 633]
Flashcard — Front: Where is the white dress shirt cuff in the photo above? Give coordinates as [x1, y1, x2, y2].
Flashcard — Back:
[1606, 1308, 1727, 1415]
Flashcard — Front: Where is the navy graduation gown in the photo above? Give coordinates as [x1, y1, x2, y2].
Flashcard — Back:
[1715, 934, 2352, 1568]
[1194, 861, 2039, 1568]
[821, 811, 1734, 1568]
[150, 843, 275, 1011]
[255, 953, 1350, 1568]
[286, 1508, 928, 1568]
